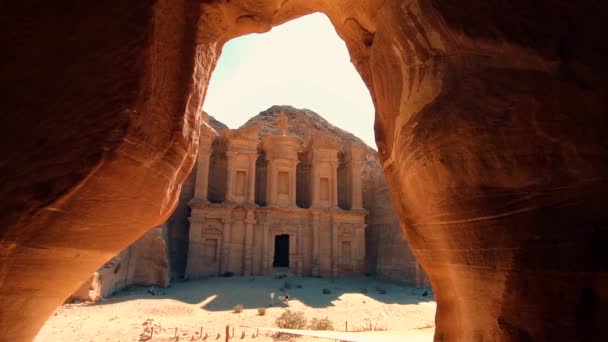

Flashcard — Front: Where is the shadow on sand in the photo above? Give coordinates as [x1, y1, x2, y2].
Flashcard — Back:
[94, 276, 434, 311]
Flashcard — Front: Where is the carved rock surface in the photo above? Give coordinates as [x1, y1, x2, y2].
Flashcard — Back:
[165, 114, 228, 279]
[1, 1, 607, 341]
[71, 226, 169, 301]
[243, 105, 427, 285]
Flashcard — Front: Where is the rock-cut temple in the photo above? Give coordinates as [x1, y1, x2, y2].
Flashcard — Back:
[185, 113, 367, 277]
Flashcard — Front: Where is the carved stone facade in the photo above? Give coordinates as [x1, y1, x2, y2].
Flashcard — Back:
[185, 114, 366, 278]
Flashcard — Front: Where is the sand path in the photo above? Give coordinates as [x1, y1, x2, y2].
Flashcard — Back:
[36, 276, 435, 341]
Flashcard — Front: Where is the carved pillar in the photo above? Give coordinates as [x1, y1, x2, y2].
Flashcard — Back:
[194, 135, 213, 201]
[247, 154, 257, 204]
[311, 212, 320, 276]
[331, 161, 338, 208]
[243, 209, 256, 276]
[266, 159, 276, 206]
[220, 216, 232, 274]
[296, 223, 303, 276]
[330, 214, 338, 277]
[225, 151, 236, 202]
[345, 147, 366, 210]
[261, 221, 269, 274]
[350, 161, 364, 209]
[310, 160, 318, 208]
[290, 160, 298, 207]
[185, 220, 203, 278]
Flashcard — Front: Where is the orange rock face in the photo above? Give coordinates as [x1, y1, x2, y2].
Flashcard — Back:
[1, 1, 607, 341]
[70, 226, 169, 302]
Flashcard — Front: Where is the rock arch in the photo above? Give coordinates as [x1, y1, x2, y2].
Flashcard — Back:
[1, 1, 607, 341]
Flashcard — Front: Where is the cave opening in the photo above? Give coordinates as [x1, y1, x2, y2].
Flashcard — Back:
[6, 1, 603, 341]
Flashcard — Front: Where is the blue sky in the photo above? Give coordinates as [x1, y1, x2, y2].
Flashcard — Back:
[202, 13, 376, 147]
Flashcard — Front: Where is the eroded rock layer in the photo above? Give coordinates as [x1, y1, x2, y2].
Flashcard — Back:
[1, 1, 607, 341]
[70, 226, 169, 302]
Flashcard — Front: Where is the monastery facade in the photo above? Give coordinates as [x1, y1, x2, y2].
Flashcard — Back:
[185, 114, 367, 278]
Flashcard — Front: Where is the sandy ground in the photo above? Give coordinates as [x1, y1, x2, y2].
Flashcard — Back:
[35, 276, 435, 342]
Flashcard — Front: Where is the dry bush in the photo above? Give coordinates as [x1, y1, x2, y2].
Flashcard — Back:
[258, 307, 267, 316]
[308, 317, 334, 331]
[275, 310, 307, 329]
[233, 304, 244, 313]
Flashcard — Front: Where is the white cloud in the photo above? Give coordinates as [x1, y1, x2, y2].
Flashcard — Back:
[203, 13, 376, 147]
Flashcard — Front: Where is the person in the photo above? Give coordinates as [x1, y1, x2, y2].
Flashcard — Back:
[269, 292, 275, 306]
[283, 292, 289, 306]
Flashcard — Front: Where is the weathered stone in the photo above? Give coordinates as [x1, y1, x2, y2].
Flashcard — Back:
[70, 226, 169, 301]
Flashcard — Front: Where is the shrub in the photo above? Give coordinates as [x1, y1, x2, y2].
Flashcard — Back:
[258, 307, 266, 316]
[295, 284, 302, 289]
[233, 304, 244, 313]
[375, 286, 387, 294]
[360, 288, 368, 294]
[309, 317, 334, 331]
[223, 271, 235, 277]
[278, 287, 285, 292]
[322, 288, 331, 294]
[283, 281, 293, 289]
[275, 310, 307, 330]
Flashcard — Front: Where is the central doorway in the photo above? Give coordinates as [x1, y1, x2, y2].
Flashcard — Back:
[273, 234, 289, 268]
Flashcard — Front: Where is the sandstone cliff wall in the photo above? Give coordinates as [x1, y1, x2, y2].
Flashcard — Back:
[70, 226, 169, 302]
[363, 153, 428, 286]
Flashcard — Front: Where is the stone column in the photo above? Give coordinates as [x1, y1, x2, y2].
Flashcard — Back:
[194, 137, 213, 201]
[261, 221, 269, 274]
[331, 161, 339, 208]
[243, 209, 256, 275]
[185, 220, 203, 278]
[311, 212, 320, 276]
[220, 217, 232, 274]
[266, 159, 276, 206]
[330, 214, 338, 277]
[296, 223, 303, 276]
[247, 154, 257, 204]
[310, 161, 318, 208]
[225, 151, 236, 202]
[350, 161, 364, 209]
[290, 160, 298, 207]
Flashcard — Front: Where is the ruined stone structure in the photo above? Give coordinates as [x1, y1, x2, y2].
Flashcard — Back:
[185, 113, 366, 278]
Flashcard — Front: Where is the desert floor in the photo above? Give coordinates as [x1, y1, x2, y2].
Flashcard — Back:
[36, 276, 436, 342]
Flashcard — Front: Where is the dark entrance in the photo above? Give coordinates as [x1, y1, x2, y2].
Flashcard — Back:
[273, 234, 289, 267]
